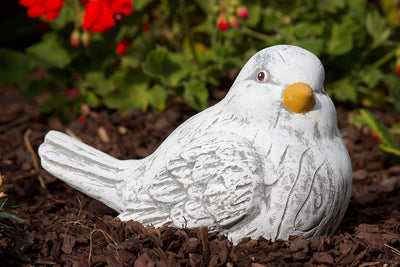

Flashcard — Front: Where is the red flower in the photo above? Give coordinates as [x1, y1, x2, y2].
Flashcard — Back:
[82, 0, 133, 34]
[19, 0, 64, 21]
[236, 6, 248, 19]
[142, 22, 151, 34]
[229, 17, 239, 28]
[106, 0, 133, 16]
[116, 39, 131, 55]
[78, 116, 87, 123]
[217, 14, 229, 31]
[82, 1, 115, 33]
[370, 130, 380, 143]
[65, 88, 80, 98]
[397, 58, 400, 75]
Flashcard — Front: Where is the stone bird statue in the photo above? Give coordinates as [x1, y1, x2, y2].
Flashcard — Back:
[39, 45, 352, 244]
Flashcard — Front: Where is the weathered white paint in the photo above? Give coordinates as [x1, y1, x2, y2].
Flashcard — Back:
[39, 45, 352, 244]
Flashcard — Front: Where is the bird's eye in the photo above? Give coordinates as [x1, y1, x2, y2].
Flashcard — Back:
[257, 71, 266, 82]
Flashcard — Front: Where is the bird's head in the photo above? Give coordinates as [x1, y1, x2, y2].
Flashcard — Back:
[224, 45, 338, 139]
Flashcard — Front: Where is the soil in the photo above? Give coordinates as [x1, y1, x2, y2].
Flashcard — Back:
[0, 85, 400, 266]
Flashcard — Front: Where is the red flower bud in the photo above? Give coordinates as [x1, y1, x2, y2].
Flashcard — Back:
[229, 16, 239, 28]
[114, 13, 125, 22]
[81, 31, 90, 47]
[70, 30, 80, 47]
[217, 14, 229, 31]
[236, 6, 248, 19]
[19, 0, 65, 21]
[116, 39, 131, 55]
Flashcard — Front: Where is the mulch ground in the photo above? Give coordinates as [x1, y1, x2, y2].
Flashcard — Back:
[0, 85, 400, 266]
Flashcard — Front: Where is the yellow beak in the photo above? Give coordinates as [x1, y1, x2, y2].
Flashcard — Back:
[282, 82, 316, 114]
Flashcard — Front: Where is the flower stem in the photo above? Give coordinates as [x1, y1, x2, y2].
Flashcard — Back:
[64, 0, 82, 30]
[242, 27, 271, 42]
[373, 49, 397, 68]
[179, 0, 198, 63]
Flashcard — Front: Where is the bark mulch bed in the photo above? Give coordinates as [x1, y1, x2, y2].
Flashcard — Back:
[1, 86, 400, 266]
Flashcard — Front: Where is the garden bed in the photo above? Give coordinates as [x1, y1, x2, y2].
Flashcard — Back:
[1, 86, 400, 266]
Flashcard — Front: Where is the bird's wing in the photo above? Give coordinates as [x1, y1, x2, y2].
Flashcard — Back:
[119, 132, 264, 230]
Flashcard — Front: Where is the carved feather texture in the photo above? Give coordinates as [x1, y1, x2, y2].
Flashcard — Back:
[38, 45, 352, 244]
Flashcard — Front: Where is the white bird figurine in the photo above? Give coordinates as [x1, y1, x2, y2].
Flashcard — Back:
[39, 45, 352, 244]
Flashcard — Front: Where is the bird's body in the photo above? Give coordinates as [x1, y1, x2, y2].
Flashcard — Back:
[39, 45, 352, 244]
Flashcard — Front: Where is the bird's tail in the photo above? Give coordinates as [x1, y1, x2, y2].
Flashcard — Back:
[38, 130, 134, 212]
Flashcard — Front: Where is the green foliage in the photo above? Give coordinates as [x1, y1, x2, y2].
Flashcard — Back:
[0, 198, 23, 237]
[142, 46, 190, 87]
[26, 33, 71, 68]
[40, 95, 85, 121]
[2, 0, 400, 118]
[184, 79, 209, 110]
[148, 84, 168, 110]
[351, 109, 400, 164]
[366, 9, 392, 48]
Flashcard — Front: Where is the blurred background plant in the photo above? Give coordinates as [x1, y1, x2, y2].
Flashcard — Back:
[350, 109, 400, 164]
[0, 174, 23, 237]
[1, 0, 400, 120]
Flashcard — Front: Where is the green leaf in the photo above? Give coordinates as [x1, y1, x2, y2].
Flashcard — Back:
[347, 0, 367, 21]
[0, 222, 12, 230]
[193, 0, 213, 12]
[26, 33, 71, 68]
[246, 3, 262, 27]
[148, 84, 168, 110]
[85, 71, 113, 96]
[385, 74, 400, 105]
[0, 198, 7, 210]
[294, 38, 324, 56]
[351, 109, 400, 164]
[262, 8, 283, 32]
[294, 22, 324, 39]
[329, 78, 358, 102]
[183, 79, 209, 110]
[122, 33, 156, 69]
[0, 49, 35, 85]
[134, 0, 153, 11]
[142, 46, 190, 87]
[0, 198, 23, 223]
[18, 79, 46, 99]
[49, 4, 75, 31]
[379, 145, 400, 164]
[40, 95, 79, 120]
[160, 0, 171, 18]
[358, 65, 383, 88]
[366, 10, 391, 47]
[104, 74, 149, 112]
[359, 109, 400, 149]
[0, 212, 23, 222]
[84, 91, 101, 108]
[327, 20, 354, 55]
[318, 0, 346, 13]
